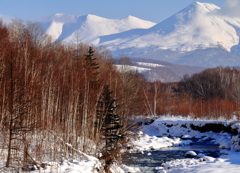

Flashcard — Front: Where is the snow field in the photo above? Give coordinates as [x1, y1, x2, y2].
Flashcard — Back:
[123, 116, 240, 173]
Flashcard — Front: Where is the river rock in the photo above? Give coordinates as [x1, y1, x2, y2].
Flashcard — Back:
[197, 153, 205, 158]
[202, 156, 215, 162]
[184, 151, 197, 157]
[182, 135, 192, 139]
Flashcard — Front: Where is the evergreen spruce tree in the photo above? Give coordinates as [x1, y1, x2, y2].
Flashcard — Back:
[81, 46, 100, 152]
[84, 47, 99, 76]
[95, 85, 123, 172]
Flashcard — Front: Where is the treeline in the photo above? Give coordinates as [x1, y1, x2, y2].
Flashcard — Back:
[144, 67, 240, 119]
[0, 21, 146, 171]
[176, 67, 240, 118]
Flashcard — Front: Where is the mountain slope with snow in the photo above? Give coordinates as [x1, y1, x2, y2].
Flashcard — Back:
[99, 2, 240, 53]
[115, 58, 205, 82]
[94, 2, 240, 67]
[40, 13, 156, 44]
[39, 2, 240, 67]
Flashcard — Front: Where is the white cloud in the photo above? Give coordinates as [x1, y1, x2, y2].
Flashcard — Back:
[218, 0, 240, 17]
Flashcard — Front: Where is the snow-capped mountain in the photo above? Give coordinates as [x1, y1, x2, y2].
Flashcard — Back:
[96, 2, 240, 67]
[39, 2, 240, 67]
[40, 13, 156, 44]
[99, 2, 240, 52]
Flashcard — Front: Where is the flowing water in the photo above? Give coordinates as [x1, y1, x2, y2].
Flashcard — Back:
[122, 139, 220, 173]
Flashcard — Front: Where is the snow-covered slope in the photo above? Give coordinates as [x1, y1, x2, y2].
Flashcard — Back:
[0, 14, 13, 24]
[39, 2, 240, 67]
[99, 2, 240, 53]
[41, 13, 156, 44]
[115, 58, 205, 82]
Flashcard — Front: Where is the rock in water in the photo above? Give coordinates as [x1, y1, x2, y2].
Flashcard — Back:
[185, 151, 197, 157]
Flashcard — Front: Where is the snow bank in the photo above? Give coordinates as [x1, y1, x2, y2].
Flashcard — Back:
[137, 116, 240, 151]
[28, 155, 124, 173]
[126, 116, 240, 173]
[131, 132, 192, 152]
[29, 156, 102, 173]
[168, 151, 240, 173]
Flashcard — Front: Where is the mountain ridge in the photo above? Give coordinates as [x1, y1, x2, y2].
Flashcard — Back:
[115, 57, 206, 82]
[37, 1, 240, 68]
[40, 13, 156, 44]
[2, 1, 240, 68]
[97, 2, 240, 67]
[99, 1, 239, 53]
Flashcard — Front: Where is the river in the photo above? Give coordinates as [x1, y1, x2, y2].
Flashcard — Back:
[122, 139, 220, 173]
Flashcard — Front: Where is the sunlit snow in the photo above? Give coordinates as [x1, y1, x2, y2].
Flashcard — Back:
[114, 64, 151, 73]
[123, 116, 240, 173]
[99, 2, 240, 53]
[136, 62, 166, 67]
[42, 14, 156, 44]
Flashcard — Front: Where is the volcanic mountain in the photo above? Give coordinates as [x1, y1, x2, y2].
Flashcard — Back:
[100, 2, 239, 52]
[98, 2, 240, 67]
[39, 2, 240, 67]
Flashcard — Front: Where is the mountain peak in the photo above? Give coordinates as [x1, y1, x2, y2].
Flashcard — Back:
[54, 13, 65, 17]
[41, 13, 155, 44]
[39, 1, 240, 68]
[194, 1, 206, 6]
[124, 15, 142, 21]
[85, 14, 106, 22]
[85, 14, 99, 19]
[191, 1, 220, 12]
[125, 15, 135, 19]
[99, 0, 239, 55]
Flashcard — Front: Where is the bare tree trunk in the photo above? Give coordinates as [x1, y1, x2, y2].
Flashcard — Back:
[6, 52, 14, 168]
[153, 82, 158, 116]
[143, 87, 153, 115]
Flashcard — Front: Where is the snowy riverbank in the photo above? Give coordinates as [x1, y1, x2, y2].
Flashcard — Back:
[122, 116, 240, 173]
[10, 116, 239, 173]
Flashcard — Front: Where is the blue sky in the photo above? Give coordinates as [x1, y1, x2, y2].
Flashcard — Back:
[0, 0, 228, 23]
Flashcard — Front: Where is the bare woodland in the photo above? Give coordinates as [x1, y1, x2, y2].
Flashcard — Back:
[0, 20, 144, 172]
[0, 20, 240, 172]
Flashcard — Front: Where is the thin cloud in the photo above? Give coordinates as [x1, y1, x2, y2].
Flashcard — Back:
[218, 0, 240, 17]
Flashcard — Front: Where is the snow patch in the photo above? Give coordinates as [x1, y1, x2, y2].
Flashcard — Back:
[46, 21, 64, 41]
[114, 64, 151, 73]
[136, 62, 166, 67]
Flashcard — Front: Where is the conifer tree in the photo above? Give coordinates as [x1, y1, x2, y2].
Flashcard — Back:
[95, 85, 123, 172]
[81, 47, 100, 152]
